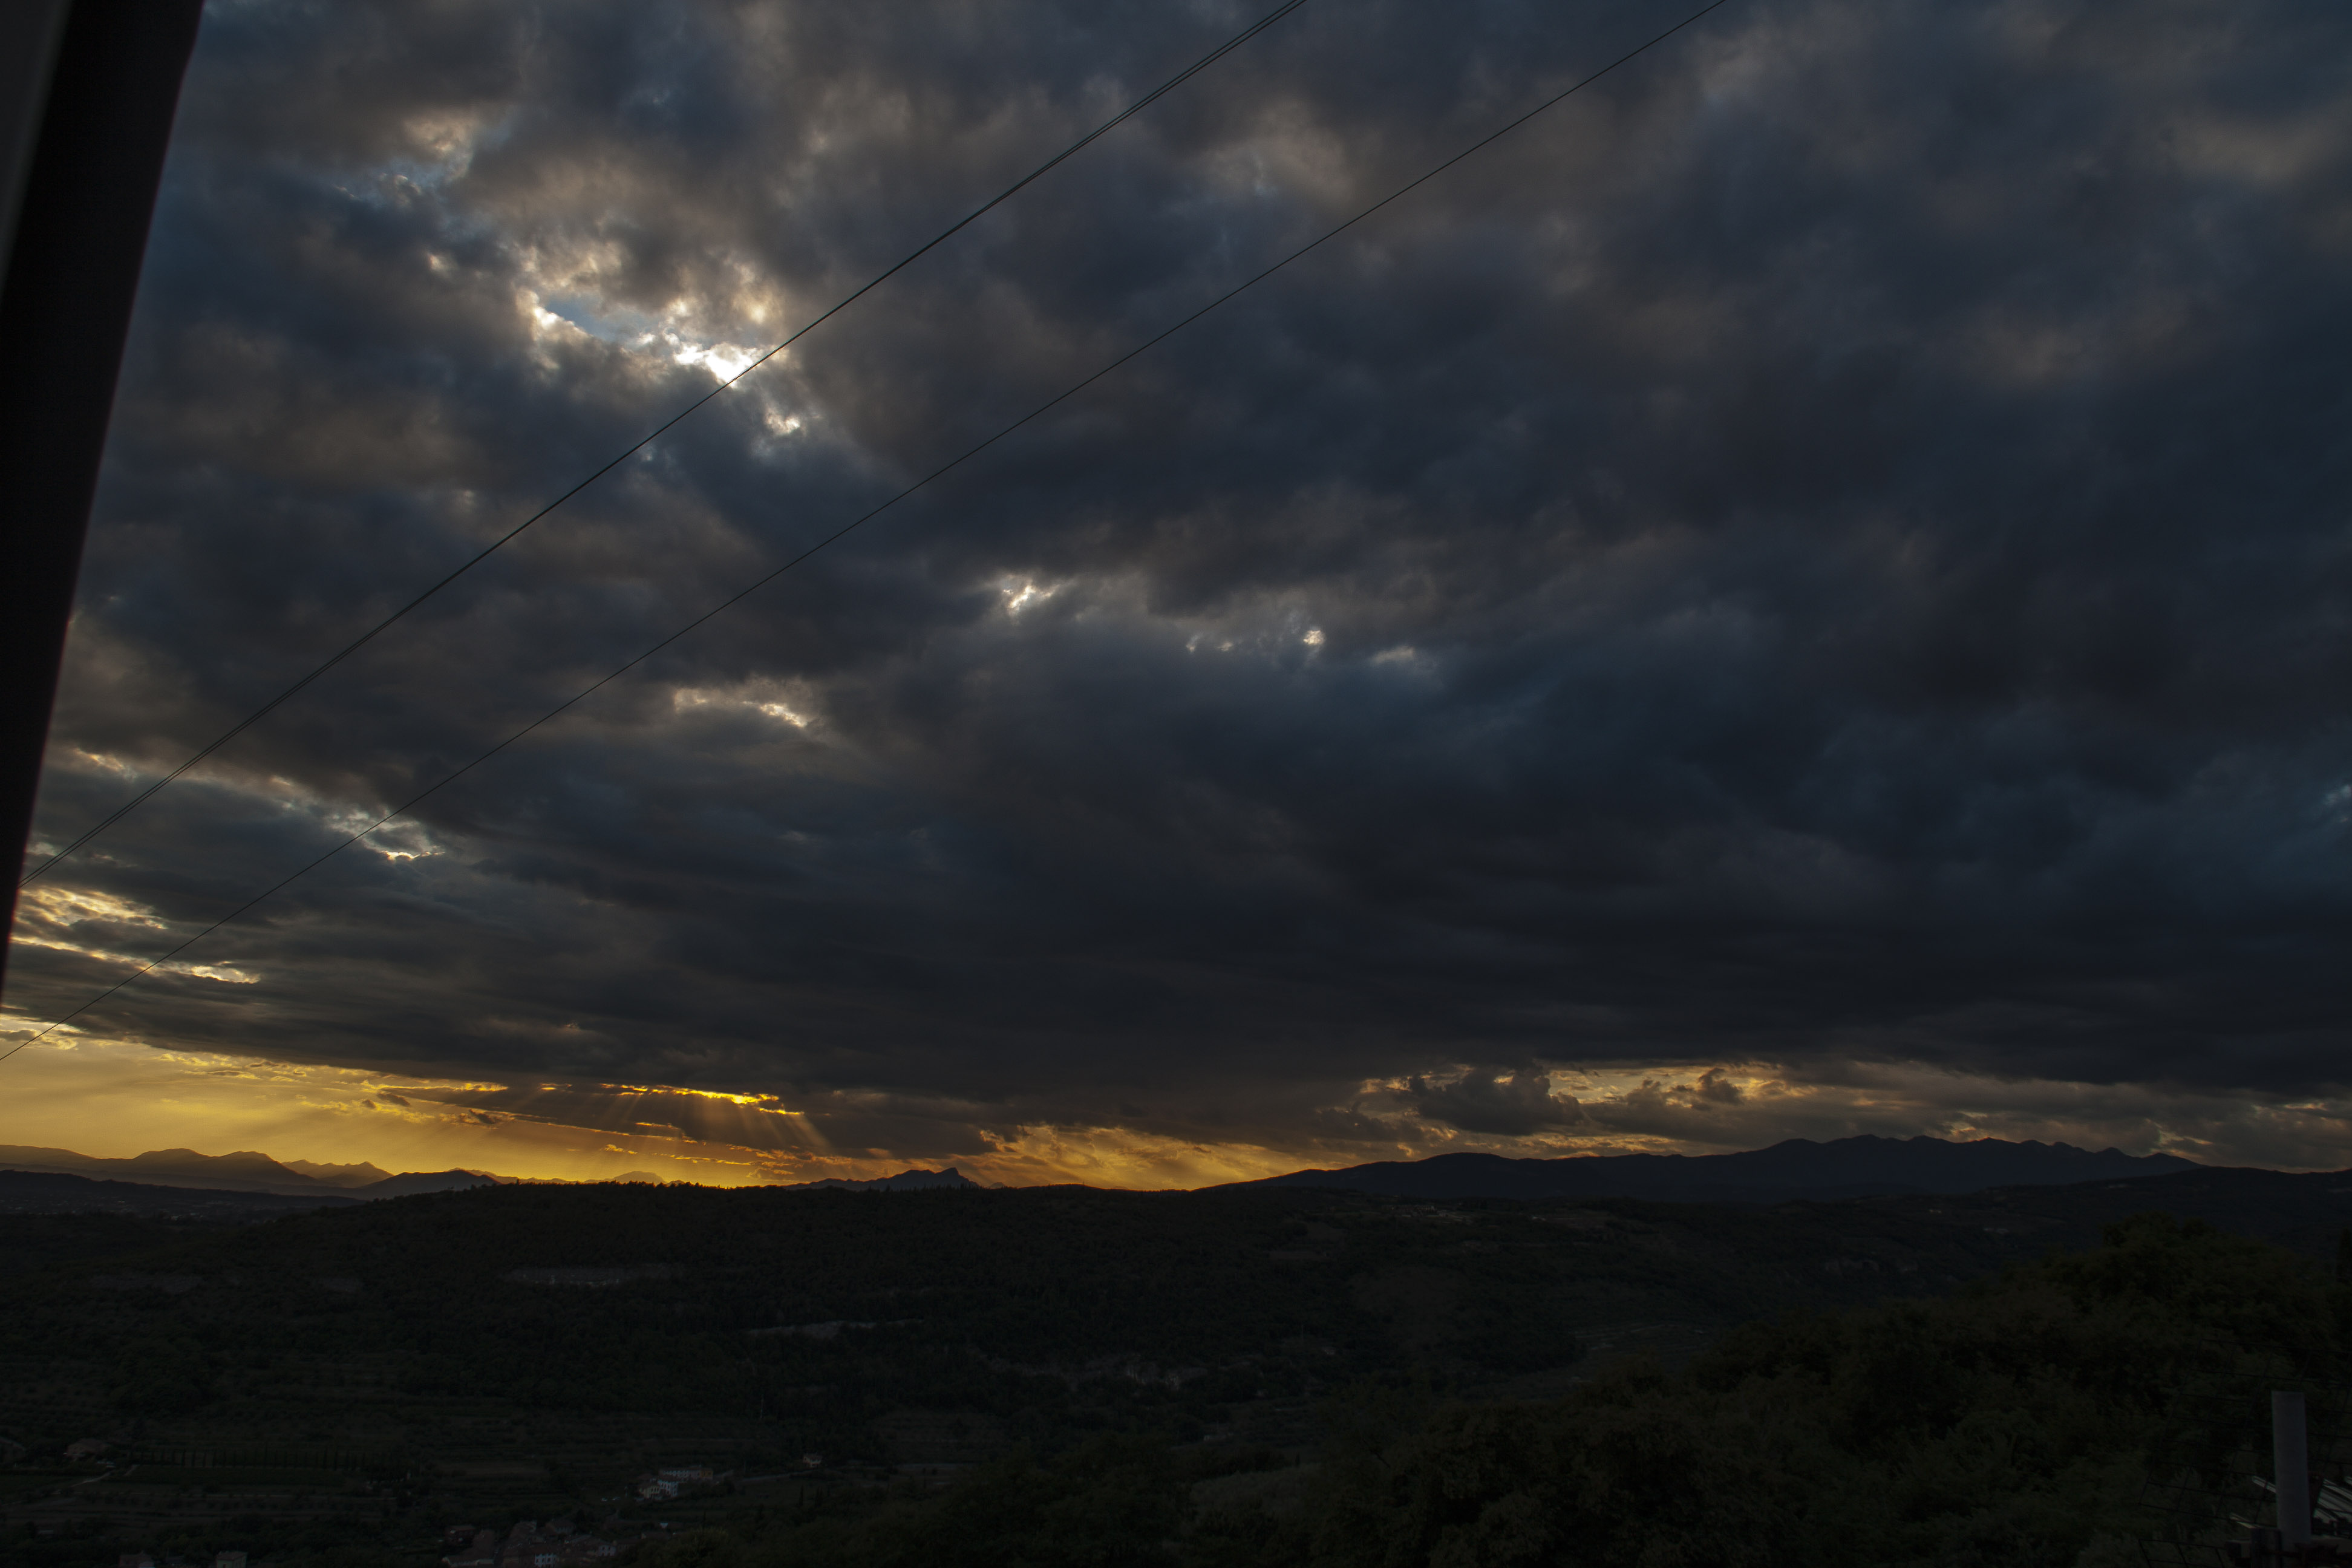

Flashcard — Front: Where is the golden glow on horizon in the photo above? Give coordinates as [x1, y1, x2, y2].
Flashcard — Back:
[584, 1083, 802, 1109]
[0, 1031, 1332, 1187]
[1, 1028, 2347, 1187]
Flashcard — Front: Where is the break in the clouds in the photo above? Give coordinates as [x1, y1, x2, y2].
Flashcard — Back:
[8, 0, 2352, 1178]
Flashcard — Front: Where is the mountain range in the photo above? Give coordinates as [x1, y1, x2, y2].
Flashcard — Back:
[1, 1137, 2201, 1204]
[1224, 1135, 2201, 1204]
[0, 1144, 494, 1199]
[0, 1146, 982, 1198]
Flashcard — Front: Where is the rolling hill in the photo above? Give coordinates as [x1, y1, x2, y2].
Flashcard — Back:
[1224, 1133, 2200, 1203]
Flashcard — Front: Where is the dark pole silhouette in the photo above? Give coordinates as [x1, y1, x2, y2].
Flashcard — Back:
[2275, 1390, 2311, 1546]
[0, 0, 204, 995]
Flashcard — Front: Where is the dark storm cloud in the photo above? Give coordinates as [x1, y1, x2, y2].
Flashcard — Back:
[1405, 1067, 1588, 1138]
[11, 0, 2352, 1160]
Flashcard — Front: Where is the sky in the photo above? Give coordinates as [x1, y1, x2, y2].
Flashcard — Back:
[5, 0, 2351, 1187]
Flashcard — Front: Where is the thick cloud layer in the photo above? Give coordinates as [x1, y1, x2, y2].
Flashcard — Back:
[9, 0, 2351, 1171]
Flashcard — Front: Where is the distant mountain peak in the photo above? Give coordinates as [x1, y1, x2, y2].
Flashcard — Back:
[123, 1148, 301, 1174]
[353, 1169, 499, 1198]
[282, 1158, 394, 1187]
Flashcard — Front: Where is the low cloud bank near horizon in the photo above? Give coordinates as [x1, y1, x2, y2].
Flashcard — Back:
[7, 0, 2352, 1174]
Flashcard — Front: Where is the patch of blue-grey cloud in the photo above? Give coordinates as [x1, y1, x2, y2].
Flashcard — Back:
[11, 0, 2352, 1163]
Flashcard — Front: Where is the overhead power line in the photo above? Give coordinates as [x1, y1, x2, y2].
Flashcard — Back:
[14, 0, 1312, 891]
[1, 0, 1739, 1062]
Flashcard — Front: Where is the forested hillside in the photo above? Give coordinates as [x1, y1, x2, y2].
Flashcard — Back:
[652, 1214, 2348, 1567]
[1, 1175, 2346, 1566]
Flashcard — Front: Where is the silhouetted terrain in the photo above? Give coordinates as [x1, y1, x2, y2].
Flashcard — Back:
[1871, 1163, 2352, 1261]
[0, 1149, 493, 1201]
[1230, 1134, 2201, 1203]
[0, 1169, 2345, 1567]
[768, 1169, 981, 1193]
[0, 1171, 359, 1220]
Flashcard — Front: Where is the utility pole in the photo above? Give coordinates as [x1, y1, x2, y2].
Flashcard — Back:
[2241, 1391, 2316, 1565]
[0, 0, 206, 995]
[2277, 1390, 2311, 1546]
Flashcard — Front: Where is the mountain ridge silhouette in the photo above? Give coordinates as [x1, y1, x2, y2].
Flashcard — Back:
[1222, 1134, 2200, 1203]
